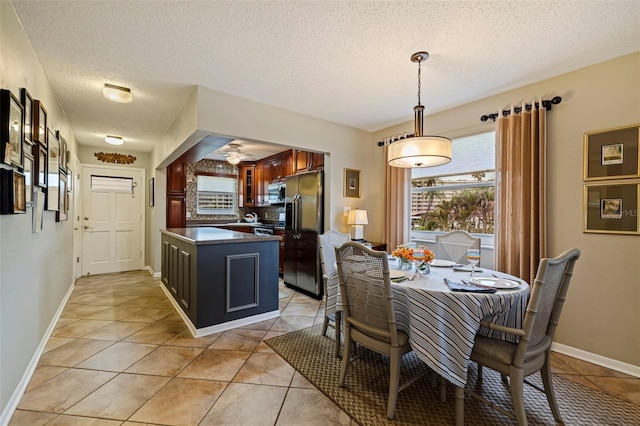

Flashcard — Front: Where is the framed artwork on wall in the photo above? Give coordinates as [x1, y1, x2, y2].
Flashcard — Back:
[33, 189, 44, 232]
[32, 100, 47, 148]
[46, 128, 59, 211]
[23, 146, 34, 207]
[149, 177, 155, 207]
[1, 89, 24, 168]
[344, 168, 361, 198]
[583, 182, 639, 235]
[20, 88, 33, 145]
[56, 171, 68, 222]
[33, 143, 47, 188]
[584, 124, 640, 181]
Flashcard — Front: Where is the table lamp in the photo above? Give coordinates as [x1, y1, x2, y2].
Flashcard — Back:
[347, 209, 368, 241]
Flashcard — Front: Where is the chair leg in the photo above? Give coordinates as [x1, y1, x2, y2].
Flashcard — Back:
[477, 364, 483, 381]
[440, 376, 447, 403]
[541, 352, 563, 422]
[387, 347, 401, 419]
[510, 369, 528, 426]
[338, 327, 352, 387]
[455, 386, 464, 426]
[322, 314, 329, 337]
[334, 311, 342, 358]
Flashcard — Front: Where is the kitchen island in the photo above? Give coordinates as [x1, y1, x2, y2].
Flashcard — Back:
[160, 227, 281, 337]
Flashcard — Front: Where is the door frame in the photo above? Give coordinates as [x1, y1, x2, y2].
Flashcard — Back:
[79, 163, 146, 275]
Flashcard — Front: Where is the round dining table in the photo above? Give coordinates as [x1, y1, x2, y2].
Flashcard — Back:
[388, 262, 530, 390]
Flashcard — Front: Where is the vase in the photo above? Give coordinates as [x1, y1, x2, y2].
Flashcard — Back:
[399, 258, 413, 270]
[417, 261, 431, 275]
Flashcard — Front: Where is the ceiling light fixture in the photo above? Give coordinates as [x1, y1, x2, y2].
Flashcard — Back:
[103, 83, 133, 103]
[387, 52, 452, 168]
[224, 143, 247, 165]
[226, 153, 242, 165]
[105, 135, 124, 145]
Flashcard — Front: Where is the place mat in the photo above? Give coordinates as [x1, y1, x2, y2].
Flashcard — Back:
[265, 325, 640, 426]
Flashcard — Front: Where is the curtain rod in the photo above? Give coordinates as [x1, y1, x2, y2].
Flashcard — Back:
[480, 96, 562, 122]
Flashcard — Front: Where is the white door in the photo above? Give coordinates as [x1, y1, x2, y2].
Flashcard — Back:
[72, 155, 82, 280]
[81, 166, 144, 275]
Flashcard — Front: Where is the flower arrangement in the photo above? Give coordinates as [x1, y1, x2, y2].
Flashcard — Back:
[392, 246, 414, 261]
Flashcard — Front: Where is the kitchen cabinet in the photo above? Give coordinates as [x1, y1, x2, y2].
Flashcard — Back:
[255, 163, 267, 206]
[213, 224, 256, 234]
[166, 161, 186, 228]
[238, 164, 255, 207]
[294, 150, 324, 174]
[161, 237, 194, 319]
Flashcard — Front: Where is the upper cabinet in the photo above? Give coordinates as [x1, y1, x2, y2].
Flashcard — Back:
[238, 164, 255, 208]
[294, 150, 324, 174]
[167, 161, 186, 195]
[166, 160, 186, 228]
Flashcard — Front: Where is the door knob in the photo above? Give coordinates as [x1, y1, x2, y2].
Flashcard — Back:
[83, 225, 93, 230]
[84, 217, 89, 220]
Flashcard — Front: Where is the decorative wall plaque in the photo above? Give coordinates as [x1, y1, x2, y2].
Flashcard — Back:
[94, 152, 136, 164]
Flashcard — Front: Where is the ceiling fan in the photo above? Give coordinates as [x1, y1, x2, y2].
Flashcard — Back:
[222, 143, 254, 165]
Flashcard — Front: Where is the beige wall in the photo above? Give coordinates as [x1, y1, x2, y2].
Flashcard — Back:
[372, 52, 640, 368]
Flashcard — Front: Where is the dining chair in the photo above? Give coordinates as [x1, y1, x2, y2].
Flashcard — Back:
[459, 248, 581, 426]
[318, 230, 351, 357]
[434, 230, 481, 265]
[335, 241, 416, 419]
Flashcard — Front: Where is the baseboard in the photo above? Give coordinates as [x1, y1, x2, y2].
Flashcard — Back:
[145, 265, 161, 278]
[551, 342, 640, 378]
[0, 282, 75, 426]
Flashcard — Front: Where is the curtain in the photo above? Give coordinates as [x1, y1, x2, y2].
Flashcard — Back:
[495, 102, 547, 284]
[384, 143, 411, 250]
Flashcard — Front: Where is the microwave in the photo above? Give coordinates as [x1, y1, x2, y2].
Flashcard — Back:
[267, 182, 286, 205]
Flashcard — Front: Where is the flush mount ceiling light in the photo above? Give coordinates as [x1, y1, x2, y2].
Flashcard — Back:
[224, 143, 247, 165]
[103, 83, 133, 103]
[388, 52, 452, 168]
[105, 135, 124, 145]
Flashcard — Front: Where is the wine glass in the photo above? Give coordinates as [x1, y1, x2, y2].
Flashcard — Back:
[466, 248, 481, 277]
[413, 248, 425, 275]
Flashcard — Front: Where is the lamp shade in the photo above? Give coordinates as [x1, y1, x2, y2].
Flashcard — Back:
[347, 209, 368, 225]
[387, 136, 452, 168]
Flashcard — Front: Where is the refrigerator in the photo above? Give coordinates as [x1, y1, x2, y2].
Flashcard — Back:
[284, 170, 324, 299]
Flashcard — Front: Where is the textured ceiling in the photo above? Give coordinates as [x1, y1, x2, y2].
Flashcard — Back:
[10, 1, 640, 156]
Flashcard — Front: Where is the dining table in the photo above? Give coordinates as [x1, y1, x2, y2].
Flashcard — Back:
[387, 259, 529, 422]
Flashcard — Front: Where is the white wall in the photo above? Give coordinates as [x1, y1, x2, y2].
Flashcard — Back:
[0, 2, 76, 419]
[372, 52, 640, 369]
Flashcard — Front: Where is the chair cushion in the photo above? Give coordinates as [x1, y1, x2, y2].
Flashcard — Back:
[471, 335, 517, 365]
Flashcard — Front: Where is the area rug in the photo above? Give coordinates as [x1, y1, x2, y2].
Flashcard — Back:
[266, 325, 639, 425]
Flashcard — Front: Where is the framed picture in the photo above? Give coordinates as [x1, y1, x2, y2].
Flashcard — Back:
[149, 177, 155, 207]
[56, 130, 68, 171]
[23, 147, 34, 207]
[344, 168, 361, 198]
[1, 89, 24, 167]
[584, 182, 639, 235]
[32, 100, 47, 148]
[46, 129, 59, 211]
[21, 88, 33, 145]
[584, 124, 640, 181]
[33, 143, 47, 188]
[33, 189, 44, 232]
[56, 171, 68, 222]
[67, 168, 73, 192]
[0, 168, 25, 214]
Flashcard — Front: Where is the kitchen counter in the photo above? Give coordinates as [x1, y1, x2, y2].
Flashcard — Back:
[160, 228, 280, 336]
[165, 227, 279, 245]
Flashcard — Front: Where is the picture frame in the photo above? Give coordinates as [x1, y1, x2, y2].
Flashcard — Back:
[67, 168, 73, 192]
[33, 143, 47, 188]
[56, 130, 68, 171]
[56, 171, 68, 222]
[20, 88, 33, 145]
[33, 189, 44, 232]
[0, 168, 25, 214]
[344, 168, 361, 198]
[32, 100, 47, 148]
[583, 182, 639, 235]
[46, 128, 59, 211]
[584, 124, 640, 181]
[0, 89, 24, 168]
[23, 146, 34, 207]
[149, 177, 155, 207]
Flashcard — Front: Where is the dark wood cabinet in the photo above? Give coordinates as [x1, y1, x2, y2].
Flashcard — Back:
[166, 161, 186, 228]
[255, 163, 266, 206]
[294, 150, 324, 174]
[167, 195, 186, 228]
[167, 161, 186, 194]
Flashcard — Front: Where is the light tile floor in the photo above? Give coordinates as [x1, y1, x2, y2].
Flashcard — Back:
[9, 271, 639, 425]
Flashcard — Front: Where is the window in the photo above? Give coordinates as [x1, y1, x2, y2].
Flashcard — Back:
[196, 175, 236, 214]
[91, 175, 133, 192]
[411, 131, 495, 234]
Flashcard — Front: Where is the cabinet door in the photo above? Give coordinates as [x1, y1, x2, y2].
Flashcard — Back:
[294, 150, 309, 173]
[169, 244, 179, 296]
[178, 249, 191, 310]
[311, 152, 324, 170]
[167, 161, 186, 195]
[161, 240, 171, 286]
[239, 165, 255, 207]
[166, 196, 186, 228]
[255, 163, 266, 206]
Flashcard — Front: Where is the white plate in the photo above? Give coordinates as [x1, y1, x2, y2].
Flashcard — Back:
[430, 259, 457, 267]
[469, 277, 520, 289]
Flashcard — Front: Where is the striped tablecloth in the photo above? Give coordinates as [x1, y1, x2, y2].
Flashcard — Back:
[390, 266, 529, 388]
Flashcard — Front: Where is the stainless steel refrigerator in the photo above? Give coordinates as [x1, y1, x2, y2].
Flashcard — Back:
[284, 170, 324, 299]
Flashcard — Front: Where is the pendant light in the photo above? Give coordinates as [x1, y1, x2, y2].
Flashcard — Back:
[387, 52, 451, 168]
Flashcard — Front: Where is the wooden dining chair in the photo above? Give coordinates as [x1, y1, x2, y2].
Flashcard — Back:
[435, 230, 481, 265]
[335, 241, 415, 419]
[458, 248, 581, 426]
[318, 230, 351, 357]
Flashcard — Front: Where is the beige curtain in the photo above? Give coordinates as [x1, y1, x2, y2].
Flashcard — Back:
[384, 144, 411, 250]
[495, 102, 547, 284]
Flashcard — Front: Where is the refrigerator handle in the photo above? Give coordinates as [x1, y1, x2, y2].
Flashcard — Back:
[293, 194, 301, 239]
